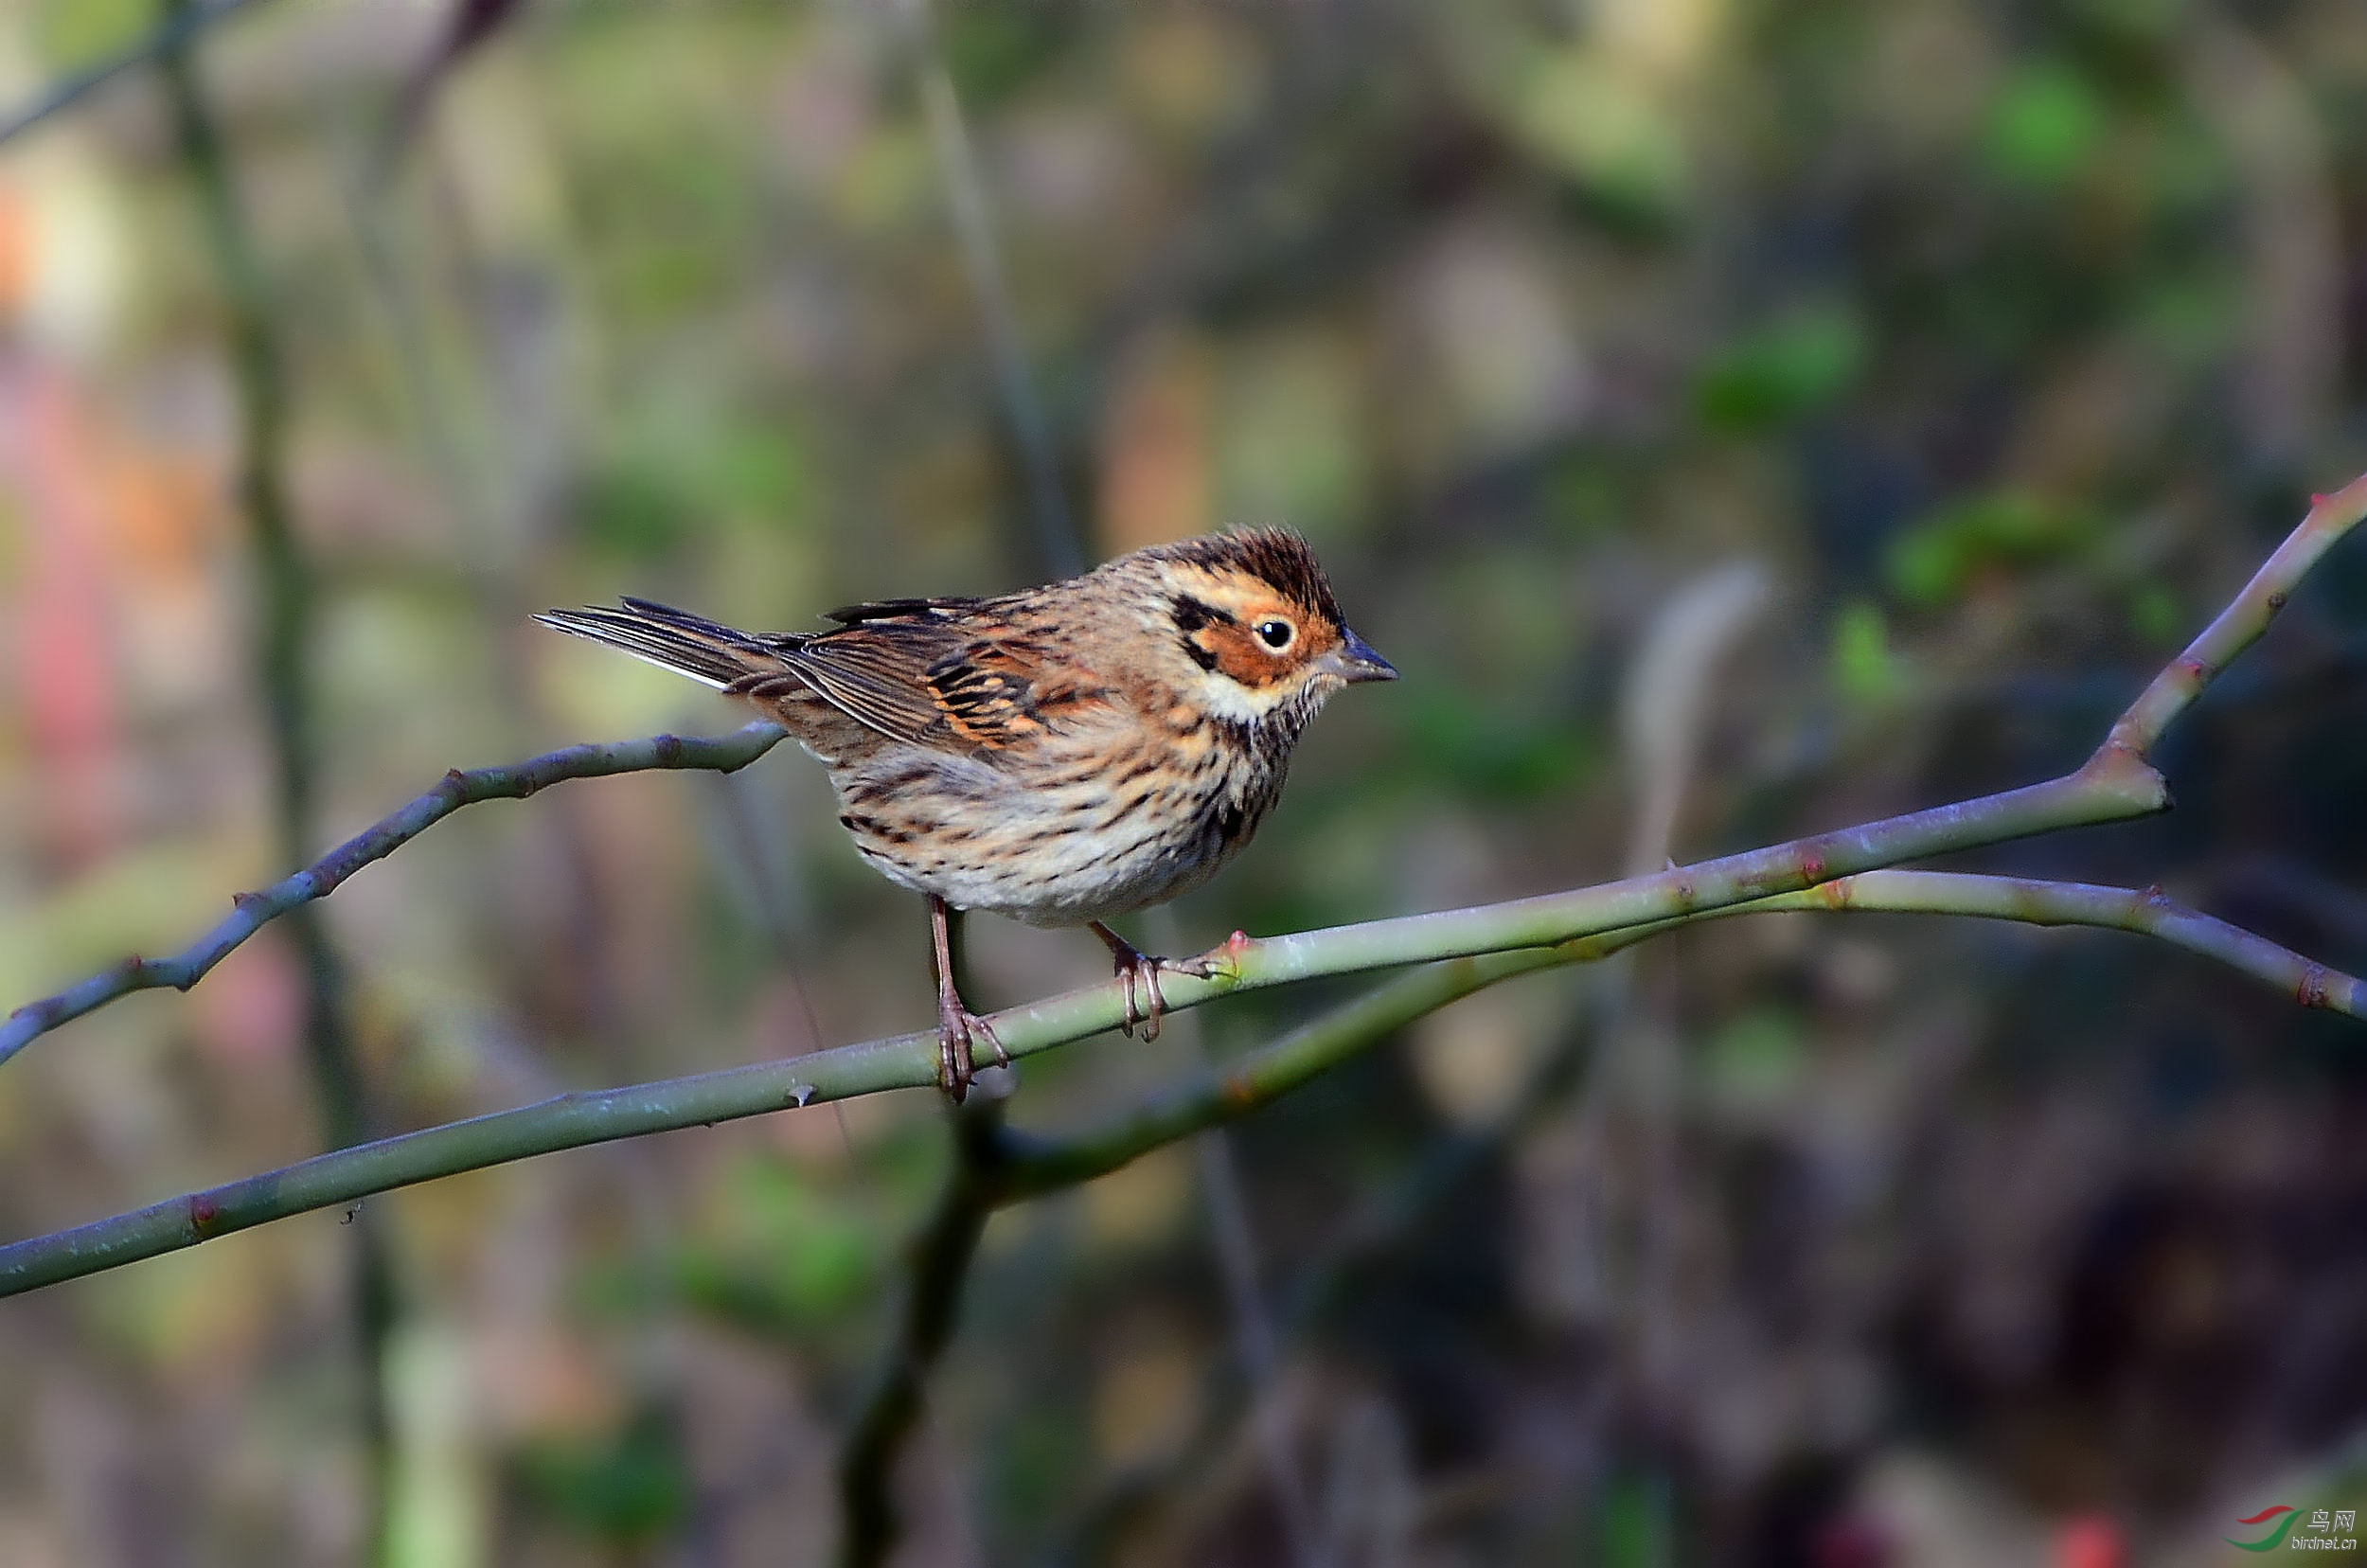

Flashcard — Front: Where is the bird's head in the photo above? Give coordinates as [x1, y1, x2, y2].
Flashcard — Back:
[1125, 528, 1397, 729]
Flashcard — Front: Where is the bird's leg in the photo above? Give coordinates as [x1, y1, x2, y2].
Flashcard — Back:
[929, 895, 1005, 1101]
[1088, 921, 1219, 1042]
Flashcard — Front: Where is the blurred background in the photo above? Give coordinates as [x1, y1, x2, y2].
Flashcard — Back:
[0, 0, 2365, 1562]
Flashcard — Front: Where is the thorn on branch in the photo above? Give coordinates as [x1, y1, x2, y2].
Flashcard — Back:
[231, 890, 267, 913]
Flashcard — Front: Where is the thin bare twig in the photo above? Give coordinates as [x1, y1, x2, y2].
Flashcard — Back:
[2107, 481, 2362, 757]
[0, 0, 269, 147]
[0, 722, 786, 1067]
[368, 0, 531, 190]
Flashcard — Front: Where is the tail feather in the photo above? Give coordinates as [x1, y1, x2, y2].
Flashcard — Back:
[534, 599, 792, 691]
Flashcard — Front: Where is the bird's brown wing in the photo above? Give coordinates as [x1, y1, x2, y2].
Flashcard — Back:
[772, 620, 962, 746]
[540, 593, 1104, 754]
[784, 603, 1105, 754]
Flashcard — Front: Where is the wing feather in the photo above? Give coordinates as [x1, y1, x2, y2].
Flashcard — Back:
[540, 595, 1096, 755]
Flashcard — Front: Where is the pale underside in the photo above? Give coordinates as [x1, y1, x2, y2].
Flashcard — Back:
[801, 704, 1283, 928]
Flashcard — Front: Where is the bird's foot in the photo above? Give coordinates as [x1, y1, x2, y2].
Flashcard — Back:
[1089, 922, 1218, 1042]
[935, 995, 1006, 1103]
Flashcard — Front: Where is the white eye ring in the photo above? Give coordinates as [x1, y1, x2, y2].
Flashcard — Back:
[1255, 618, 1293, 650]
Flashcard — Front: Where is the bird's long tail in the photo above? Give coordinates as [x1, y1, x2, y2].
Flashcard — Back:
[533, 597, 795, 691]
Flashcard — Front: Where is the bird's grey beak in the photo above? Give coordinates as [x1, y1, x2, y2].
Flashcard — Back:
[1323, 630, 1397, 684]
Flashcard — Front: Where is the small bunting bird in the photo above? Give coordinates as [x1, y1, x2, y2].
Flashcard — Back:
[538, 529, 1395, 1097]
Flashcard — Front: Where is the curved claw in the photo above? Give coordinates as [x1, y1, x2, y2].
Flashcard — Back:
[1117, 955, 1167, 1042]
[935, 1005, 1006, 1102]
[1094, 921, 1185, 1042]
[1114, 963, 1137, 1038]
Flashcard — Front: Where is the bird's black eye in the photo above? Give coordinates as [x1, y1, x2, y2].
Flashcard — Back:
[1255, 618, 1294, 650]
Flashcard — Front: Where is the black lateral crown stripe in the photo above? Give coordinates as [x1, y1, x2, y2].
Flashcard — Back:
[1156, 528, 1344, 628]
[1169, 595, 1235, 634]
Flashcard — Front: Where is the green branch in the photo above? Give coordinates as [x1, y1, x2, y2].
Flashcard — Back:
[1, 864, 2355, 1301]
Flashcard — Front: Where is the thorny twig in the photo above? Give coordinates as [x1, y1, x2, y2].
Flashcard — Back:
[6, 856, 2353, 1304]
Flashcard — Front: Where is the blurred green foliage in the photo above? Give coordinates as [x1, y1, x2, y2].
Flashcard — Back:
[1696, 304, 1865, 434]
[1984, 61, 2107, 187]
[676, 1153, 884, 1337]
[513, 1405, 694, 1546]
[0, 0, 2364, 1561]
[1886, 490, 2094, 606]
